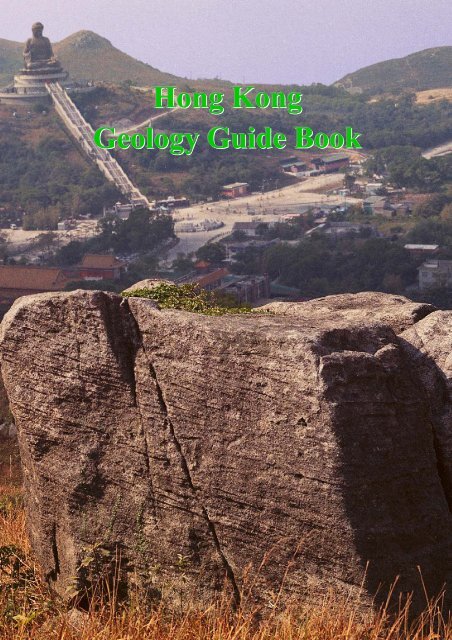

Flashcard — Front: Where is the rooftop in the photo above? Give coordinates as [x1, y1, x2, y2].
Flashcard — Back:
[192, 268, 230, 288]
[281, 161, 307, 169]
[419, 259, 452, 271]
[319, 153, 350, 164]
[364, 196, 387, 204]
[0, 266, 67, 291]
[233, 221, 263, 230]
[80, 254, 125, 269]
[222, 182, 249, 189]
[404, 244, 439, 251]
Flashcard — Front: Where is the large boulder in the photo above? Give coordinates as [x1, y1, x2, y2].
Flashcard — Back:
[0, 290, 451, 610]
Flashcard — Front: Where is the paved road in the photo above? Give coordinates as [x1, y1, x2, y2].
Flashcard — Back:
[423, 140, 452, 159]
[114, 107, 182, 136]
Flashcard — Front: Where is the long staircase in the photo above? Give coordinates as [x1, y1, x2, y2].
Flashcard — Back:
[46, 82, 152, 210]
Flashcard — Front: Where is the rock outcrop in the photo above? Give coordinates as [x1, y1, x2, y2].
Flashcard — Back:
[0, 290, 451, 610]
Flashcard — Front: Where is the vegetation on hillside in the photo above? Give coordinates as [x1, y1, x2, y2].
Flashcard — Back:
[1, 70, 451, 209]
[365, 146, 452, 191]
[230, 234, 417, 298]
[0, 38, 22, 86]
[49, 209, 174, 266]
[110, 89, 452, 201]
[336, 46, 452, 94]
[0, 122, 120, 215]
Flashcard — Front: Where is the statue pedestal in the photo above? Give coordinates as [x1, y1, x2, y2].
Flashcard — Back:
[0, 67, 94, 106]
[14, 68, 68, 95]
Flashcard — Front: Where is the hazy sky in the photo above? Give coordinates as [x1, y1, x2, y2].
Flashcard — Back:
[2, 0, 451, 85]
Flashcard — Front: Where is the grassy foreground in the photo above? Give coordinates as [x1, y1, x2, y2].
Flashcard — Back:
[0, 439, 450, 639]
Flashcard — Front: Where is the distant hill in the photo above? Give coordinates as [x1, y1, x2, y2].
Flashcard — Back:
[0, 30, 182, 87]
[335, 47, 452, 94]
[0, 38, 22, 85]
[3, 31, 451, 96]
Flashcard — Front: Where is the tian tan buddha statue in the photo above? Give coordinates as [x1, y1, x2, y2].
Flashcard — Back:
[23, 22, 62, 72]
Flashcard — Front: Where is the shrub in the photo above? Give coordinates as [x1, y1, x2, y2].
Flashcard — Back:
[121, 283, 253, 316]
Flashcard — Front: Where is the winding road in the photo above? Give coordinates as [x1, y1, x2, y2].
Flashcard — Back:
[422, 140, 452, 159]
[114, 107, 182, 136]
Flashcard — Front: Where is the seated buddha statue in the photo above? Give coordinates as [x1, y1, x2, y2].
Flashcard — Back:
[23, 22, 62, 72]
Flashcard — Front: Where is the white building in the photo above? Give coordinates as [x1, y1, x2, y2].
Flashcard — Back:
[419, 260, 452, 290]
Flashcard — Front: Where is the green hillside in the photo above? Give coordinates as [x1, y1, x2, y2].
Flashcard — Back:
[54, 31, 181, 85]
[0, 30, 182, 87]
[336, 47, 452, 94]
[0, 38, 22, 86]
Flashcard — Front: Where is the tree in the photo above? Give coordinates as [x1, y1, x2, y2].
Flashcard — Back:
[413, 195, 448, 218]
[95, 209, 174, 254]
[440, 204, 452, 222]
[22, 207, 60, 230]
[231, 230, 247, 242]
[55, 241, 85, 265]
[0, 232, 8, 262]
[343, 174, 356, 191]
[196, 243, 227, 264]
[172, 254, 195, 274]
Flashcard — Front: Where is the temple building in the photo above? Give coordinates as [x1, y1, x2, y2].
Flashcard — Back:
[0, 22, 93, 105]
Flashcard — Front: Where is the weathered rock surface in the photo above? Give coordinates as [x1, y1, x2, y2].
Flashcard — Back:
[0, 290, 451, 610]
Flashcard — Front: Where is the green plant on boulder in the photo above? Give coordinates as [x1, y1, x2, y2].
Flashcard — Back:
[121, 283, 254, 316]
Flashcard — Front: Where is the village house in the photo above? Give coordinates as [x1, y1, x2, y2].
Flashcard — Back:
[0, 266, 69, 304]
[221, 182, 249, 198]
[0, 254, 126, 304]
[323, 221, 376, 238]
[220, 274, 270, 304]
[62, 254, 126, 281]
[177, 266, 230, 292]
[104, 202, 134, 220]
[281, 161, 307, 175]
[392, 203, 411, 216]
[404, 244, 439, 258]
[365, 182, 384, 195]
[418, 260, 452, 290]
[311, 153, 350, 174]
[232, 220, 266, 237]
[177, 262, 270, 304]
[363, 196, 392, 216]
[225, 238, 279, 261]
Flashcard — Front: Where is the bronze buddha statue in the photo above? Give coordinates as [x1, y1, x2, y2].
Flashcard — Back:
[23, 22, 62, 72]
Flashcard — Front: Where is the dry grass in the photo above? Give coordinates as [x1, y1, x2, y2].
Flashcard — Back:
[416, 88, 452, 104]
[0, 446, 450, 639]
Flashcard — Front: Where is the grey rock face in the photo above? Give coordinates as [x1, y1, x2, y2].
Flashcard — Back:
[0, 290, 451, 610]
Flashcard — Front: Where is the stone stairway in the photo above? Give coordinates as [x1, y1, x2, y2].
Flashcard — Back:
[46, 82, 152, 210]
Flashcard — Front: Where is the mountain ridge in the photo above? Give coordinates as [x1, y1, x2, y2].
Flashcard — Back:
[1, 30, 451, 92]
[0, 30, 182, 87]
[335, 46, 452, 94]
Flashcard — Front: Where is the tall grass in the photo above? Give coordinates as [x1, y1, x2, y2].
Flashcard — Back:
[0, 452, 450, 640]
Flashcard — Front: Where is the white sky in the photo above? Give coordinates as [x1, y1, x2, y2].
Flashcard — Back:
[2, 0, 451, 84]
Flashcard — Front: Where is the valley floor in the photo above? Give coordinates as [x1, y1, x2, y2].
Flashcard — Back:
[165, 174, 356, 262]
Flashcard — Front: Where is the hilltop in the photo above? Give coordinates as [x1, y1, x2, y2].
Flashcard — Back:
[0, 30, 182, 87]
[335, 46, 452, 95]
[2, 31, 451, 95]
[54, 31, 182, 85]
